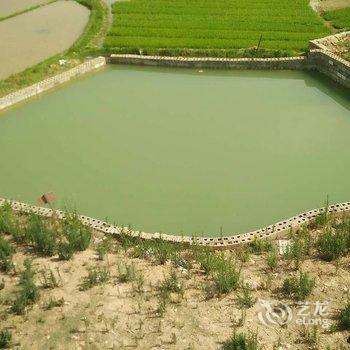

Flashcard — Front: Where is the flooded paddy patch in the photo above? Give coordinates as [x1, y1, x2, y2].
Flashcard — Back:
[0, 0, 50, 17]
[0, 0, 89, 80]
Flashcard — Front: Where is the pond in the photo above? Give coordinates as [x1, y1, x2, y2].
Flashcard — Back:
[0, 66, 349, 236]
[0, 1, 89, 80]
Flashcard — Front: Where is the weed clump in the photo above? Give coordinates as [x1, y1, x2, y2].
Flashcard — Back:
[222, 331, 258, 350]
[282, 272, 315, 301]
[317, 227, 347, 261]
[0, 237, 13, 272]
[266, 250, 278, 271]
[11, 259, 39, 315]
[237, 283, 254, 309]
[248, 238, 273, 254]
[157, 269, 183, 315]
[0, 329, 11, 349]
[0, 202, 22, 241]
[61, 212, 92, 252]
[80, 266, 110, 291]
[338, 303, 350, 330]
[25, 213, 57, 256]
[96, 236, 112, 260]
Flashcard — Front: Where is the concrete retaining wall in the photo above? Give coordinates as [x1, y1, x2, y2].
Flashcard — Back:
[308, 49, 350, 88]
[1, 197, 349, 249]
[308, 32, 350, 88]
[108, 54, 309, 70]
[0, 57, 106, 112]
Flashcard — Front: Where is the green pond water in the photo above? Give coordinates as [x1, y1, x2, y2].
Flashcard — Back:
[0, 66, 349, 236]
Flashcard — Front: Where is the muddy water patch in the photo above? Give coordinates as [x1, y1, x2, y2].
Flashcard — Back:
[0, 0, 50, 17]
[0, 0, 89, 80]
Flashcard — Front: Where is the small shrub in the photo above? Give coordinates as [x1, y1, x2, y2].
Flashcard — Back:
[61, 211, 91, 252]
[57, 242, 75, 260]
[212, 254, 241, 295]
[248, 238, 273, 254]
[222, 331, 258, 350]
[42, 297, 65, 310]
[338, 303, 350, 330]
[317, 227, 347, 261]
[266, 250, 278, 271]
[309, 198, 330, 230]
[39, 268, 59, 289]
[286, 234, 307, 270]
[157, 270, 183, 315]
[0, 329, 11, 349]
[80, 266, 110, 291]
[159, 269, 183, 295]
[0, 237, 13, 272]
[237, 283, 254, 309]
[0, 202, 22, 239]
[282, 272, 315, 301]
[117, 262, 136, 283]
[96, 236, 112, 260]
[25, 213, 57, 256]
[154, 240, 178, 265]
[11, 259, 39, 315]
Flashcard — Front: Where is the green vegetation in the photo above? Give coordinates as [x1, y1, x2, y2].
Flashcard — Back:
[266, 250, 278, 271]
[0, 237, 13, 272]
[0, 330, 11, 349]
[338, 303, 350, 330]
[282, 271, 315, 301]
[60, 211, 92, 254]
[42, 297, 65, 310]
[317, 227, 347, 261]
[0, 0, 108, 98]
[222, 331, 259, 350]
[25, 213, 57, 256]
[80, 266, 110, 290]
[249, 238, 273, 254]
[105, 0, 330, 57]
[157, 269, 184, 315]
[322, 8, 350, 30]
[237, 283, 254, 309]
[96, 236, 112, 260]
[197, 251, 241, 296]
[11, 259, 40, 315]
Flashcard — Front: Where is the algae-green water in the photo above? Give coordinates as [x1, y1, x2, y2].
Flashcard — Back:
[0, 66, 349, 236]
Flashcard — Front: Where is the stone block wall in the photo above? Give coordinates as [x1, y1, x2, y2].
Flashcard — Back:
[108, 54, 309, 70]
[1, 197, 349, 249]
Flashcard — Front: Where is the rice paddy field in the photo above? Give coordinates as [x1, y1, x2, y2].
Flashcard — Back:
[104, 0, 331, 56]
[322, 7, 350, 29]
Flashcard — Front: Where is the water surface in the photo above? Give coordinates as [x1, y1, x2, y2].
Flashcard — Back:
[0, 1, 89, 79]
[0, 67, 349, 236]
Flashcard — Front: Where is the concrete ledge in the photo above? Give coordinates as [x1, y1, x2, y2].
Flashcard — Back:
[108, 54, 309, 70]
[1, 197, 349, 249]
[308, 32, 350, 88]
[0, 57, 107, 112]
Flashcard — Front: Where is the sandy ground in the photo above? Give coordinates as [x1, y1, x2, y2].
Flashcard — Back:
[1, 228, 350, 350]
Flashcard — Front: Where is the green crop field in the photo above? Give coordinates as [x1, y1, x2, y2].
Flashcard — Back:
[104, 0, 330, 57]
[322, 7, 350, 30]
